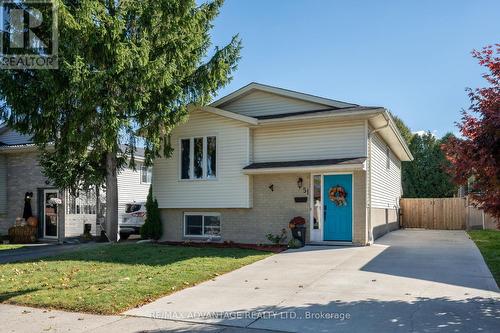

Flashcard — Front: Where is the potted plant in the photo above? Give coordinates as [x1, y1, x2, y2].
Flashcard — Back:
[288, 216, 306, 247]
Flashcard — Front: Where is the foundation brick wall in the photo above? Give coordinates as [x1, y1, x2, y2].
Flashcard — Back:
[352, 170, 367, 245]
[160, 173, 309, 244]
[160, 171, 368, 245]
[371, 207, 399, 240]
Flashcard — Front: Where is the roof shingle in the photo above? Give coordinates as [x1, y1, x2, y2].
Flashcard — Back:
[243, 157, 366, 170]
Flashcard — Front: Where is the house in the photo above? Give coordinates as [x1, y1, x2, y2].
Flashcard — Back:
[153, 83, 413, 246]
[0, 126, 151, 240]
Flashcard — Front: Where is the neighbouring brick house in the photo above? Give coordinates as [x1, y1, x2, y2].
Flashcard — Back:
[153, 83, 413, 245]
[0, 126, 151, 240]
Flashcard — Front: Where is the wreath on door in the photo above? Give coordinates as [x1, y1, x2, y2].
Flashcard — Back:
[329, 185, 348, 206]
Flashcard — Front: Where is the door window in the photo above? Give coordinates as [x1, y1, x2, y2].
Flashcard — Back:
[44, 191, 58, 237]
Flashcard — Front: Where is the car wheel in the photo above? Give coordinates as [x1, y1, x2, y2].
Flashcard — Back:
[119, 232, 130, 241]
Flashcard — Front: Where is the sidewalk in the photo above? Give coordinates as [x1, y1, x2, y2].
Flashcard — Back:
[0, 304, 282, 333]
[0, 242, 106, 264]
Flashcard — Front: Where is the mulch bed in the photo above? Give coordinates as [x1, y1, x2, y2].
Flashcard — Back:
[160, 241, 287, 253]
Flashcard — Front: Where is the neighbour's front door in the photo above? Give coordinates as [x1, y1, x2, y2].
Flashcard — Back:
[43, 189, 59, 238]
[323, 174, 352, 241]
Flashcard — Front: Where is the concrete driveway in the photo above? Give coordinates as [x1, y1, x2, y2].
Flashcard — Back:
[126, 230, 500, 332]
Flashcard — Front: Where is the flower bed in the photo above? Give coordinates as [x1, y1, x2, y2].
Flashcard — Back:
[162, 241, 287, 253]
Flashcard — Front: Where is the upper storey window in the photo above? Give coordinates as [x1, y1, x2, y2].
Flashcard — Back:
[180, 136, 217, 180]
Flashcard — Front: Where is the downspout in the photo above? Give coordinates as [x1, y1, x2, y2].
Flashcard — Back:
[367, 111, 390, 244]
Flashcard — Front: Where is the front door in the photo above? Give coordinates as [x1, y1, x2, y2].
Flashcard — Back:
[323, 174, 352, 241]
[43, 189, 59, 238]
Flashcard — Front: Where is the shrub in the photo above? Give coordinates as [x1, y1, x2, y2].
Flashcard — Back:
[288, 238, 302, 249]
[266, 228, 287, 245]
[140, 186, 162, 240]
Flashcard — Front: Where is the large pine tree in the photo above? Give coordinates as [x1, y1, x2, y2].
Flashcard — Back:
[0, 0, 241, 241]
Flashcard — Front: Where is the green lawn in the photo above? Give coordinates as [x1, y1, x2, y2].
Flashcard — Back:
[0, 243, 272, 314]
[0, 244, 25, 251]
[468, 230, 500, 285]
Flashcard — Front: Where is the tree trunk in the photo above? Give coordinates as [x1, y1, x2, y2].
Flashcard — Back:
[105, 151, 119, 242]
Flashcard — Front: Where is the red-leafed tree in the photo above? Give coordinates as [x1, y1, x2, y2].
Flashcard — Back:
[442, 44, 500, 219]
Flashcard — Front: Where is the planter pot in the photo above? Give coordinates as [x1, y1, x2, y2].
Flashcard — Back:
[27, 216, 38, 227]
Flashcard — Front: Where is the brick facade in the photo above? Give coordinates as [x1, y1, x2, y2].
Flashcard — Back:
[0, 151, 51, 234]
[0, 151, 97, 237]
[371, 207, 399, 240]
[159, 171, 368, 245]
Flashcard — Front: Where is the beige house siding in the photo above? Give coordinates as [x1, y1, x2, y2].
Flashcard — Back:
[253, 120, 366, 163]
[117, 164, 150, 217]
[370, 133, 402, 209]
[218, 90, 330, 118]
[160, 171, 367, 245]
[368, 132, 402, 240]
[154, 109, 252, 209]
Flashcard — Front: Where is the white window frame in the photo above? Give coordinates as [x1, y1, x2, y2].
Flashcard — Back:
[183, 212, 221, 237]
[141, 165, 152, 184]
[179, 136, 217, 181]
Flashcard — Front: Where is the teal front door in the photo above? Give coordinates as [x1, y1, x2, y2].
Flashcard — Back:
[323, 174, 352, 241]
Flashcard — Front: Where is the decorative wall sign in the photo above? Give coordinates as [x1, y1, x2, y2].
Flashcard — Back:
[294, 196, 308, 203]
[328, 185, 348, 206]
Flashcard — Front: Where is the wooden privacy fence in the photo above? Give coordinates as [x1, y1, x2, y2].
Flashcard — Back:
[400, 198, 467, 230]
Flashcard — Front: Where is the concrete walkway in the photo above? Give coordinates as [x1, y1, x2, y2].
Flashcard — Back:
[1, 230, 498, 332]
[0, 242, 106, 264]
[125, 230, 500, 332]
[0, 304, 280, 333]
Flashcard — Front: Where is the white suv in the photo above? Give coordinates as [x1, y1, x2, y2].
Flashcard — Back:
[119, 202, 146, 239]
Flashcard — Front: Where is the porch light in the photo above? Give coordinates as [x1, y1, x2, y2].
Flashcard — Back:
[297, 177, 303, 189]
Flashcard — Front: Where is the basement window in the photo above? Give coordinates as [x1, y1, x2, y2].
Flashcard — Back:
[184, 213, 221, 237]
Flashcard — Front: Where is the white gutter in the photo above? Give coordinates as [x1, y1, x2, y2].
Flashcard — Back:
[366, 112, 390, 244]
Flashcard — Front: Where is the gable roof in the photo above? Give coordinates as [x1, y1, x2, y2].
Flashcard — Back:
[255, 106, 383, 120]
[209, 83, 412, 161]
[0, 127, 33, 146]
[211, 82, 358, 110]
[0, 126, 146, 158]
[243, 157, 366, 172]
[200, 106, 259, 125]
